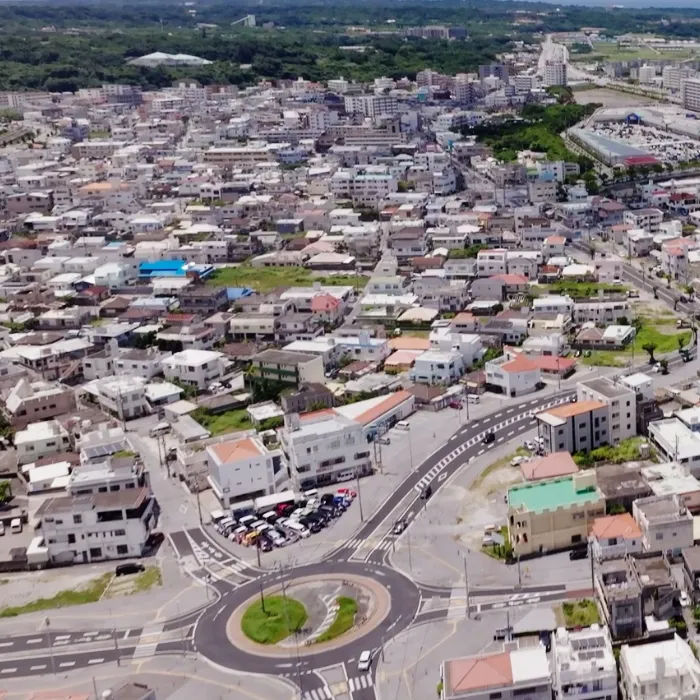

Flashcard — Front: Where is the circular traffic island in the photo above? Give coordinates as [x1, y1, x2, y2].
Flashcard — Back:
[241, 595, 308, 645]
[229, 574, 391, 657]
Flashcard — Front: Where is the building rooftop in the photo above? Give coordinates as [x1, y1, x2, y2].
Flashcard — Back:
[591, 513, 642, 541]
[635, 494, 690, 523]
[521, 451, 579, 481]
[508, 474, 601, 514]
[209, 437, 264, 463]
[580, 377, 633, 399]
[253, 349, 319, 366]
[620, 635, 700, 684]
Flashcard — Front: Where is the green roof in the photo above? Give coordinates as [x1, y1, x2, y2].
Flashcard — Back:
[508, 476, 600, 513]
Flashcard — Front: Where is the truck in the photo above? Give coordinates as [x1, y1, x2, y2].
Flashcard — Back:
[253, 490, 297, 515]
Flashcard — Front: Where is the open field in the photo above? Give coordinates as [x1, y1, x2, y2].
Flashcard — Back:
[578, 43, 696, 62]
[207, 265, 368, 294]
[573, 88, 661, 108]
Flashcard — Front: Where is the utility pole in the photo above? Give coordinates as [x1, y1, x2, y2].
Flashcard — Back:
[464, 555, 470, 619]
[280, 564, 304, 696]
[113, 627, 120, 666]
[93, 677, 99, 700]
[407, 527, 413, 572]
[195, 475, 203, 525]
[45, 617, 56, 676]
[517, 555, 522, 587]
[355, 468, 364, 522]
[408, 426, 414, 471]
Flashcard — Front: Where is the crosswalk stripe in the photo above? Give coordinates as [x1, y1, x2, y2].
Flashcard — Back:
[349, 679, 355, 691]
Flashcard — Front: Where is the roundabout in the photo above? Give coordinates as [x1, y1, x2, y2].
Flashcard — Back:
[195, 561, 420, 674]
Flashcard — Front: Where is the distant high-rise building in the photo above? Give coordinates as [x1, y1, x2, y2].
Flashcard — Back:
[663, 65, 694, 92]
[638, 65, 656, 85]
[479, 63, 509, 81]
[682, 78, 700, 112]
[514, 74, 538, 93]
[543, 61, 567, 87]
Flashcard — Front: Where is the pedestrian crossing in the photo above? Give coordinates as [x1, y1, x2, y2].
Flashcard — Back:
[348, 675, 374, 691]
[345, 537, 394, 551]
[188, 540, 251, 583]
[411, 394, 573, 494]
[304, 686, 332, 700]
[131, 623, 163, 661]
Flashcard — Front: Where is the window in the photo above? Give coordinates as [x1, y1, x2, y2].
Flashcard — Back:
[68, 534, 75, 544]
[73, 515, 82, 524]
[89, 547, 103, 558]
[117, 544, 128, 555]
[114, 529, 126, 536]
[656, 532, 663, 540]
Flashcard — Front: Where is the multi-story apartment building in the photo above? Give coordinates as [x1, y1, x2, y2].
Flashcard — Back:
[34, 487, 158, 565]
[623, 208, 663, 234]
[552, 626, 618, 700]
[280, 411, 372, 490]
[178, 286, 229, 315]
[537, 400, 609, 455]
[577, 377, 637, 446]
[15, 419, 72, 466]
[249, 349, 325, 388]
[682, 77, 700, 112]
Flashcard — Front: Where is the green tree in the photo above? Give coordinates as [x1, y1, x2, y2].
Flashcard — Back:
[0, 481, 11, 503]
[679, 335, 688, 351]
[642, 342, 658, 363]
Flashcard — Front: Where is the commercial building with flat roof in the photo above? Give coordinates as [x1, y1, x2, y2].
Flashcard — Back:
[508, 471, 605, 556]
[578, 376, 637, 445]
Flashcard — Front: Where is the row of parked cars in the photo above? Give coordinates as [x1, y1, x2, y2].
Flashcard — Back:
[213, 488, 356, 551]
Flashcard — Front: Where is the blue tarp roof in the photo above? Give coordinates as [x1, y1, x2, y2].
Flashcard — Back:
[227, 287, 254, 300]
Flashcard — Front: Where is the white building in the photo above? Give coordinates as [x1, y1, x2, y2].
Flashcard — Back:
[544, 61, 567, 87]
[633, 494, 694, 555]
[206, 436, 287, 507]
[410, 350, 465, 385]
[533, 295, 574, 316]
[638, 65, 656, 84]
[280, 412, 372, 490]
[552, 625, 617, 700]
[623, 208, 663, 234]
[93, 262, 137, 289]
[577, 377, 636, 445]
[15, 420, 71, 466]
[35, 487, 158, 564]
[429, 327, 484, 366]
[82, 376, 149, 420]
[682, 77, 700, 112]
[161, 349, 226, 390]
[485, 353, 541, 397]
[620, 635, 700, 700]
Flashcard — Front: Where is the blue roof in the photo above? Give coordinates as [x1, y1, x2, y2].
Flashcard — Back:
[139, 260, 187, 278]
[226, 287, 254, 300]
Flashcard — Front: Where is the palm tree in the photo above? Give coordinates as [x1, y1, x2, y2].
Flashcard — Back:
[642, 342, 658, 364]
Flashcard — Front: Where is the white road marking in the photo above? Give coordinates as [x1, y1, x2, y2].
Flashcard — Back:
[497, 437, 504, 443]
[0, 643, 13, 648]
[59, 662, 76, 668]
[54, 635, 71, 641]
[0, 669, 16, 674]
[29, 665, 46, 671]
[507, 431, 514, 437]
[495, 413, 502, 418]
[26, 639, 42, 645]
[88, 658, 104, 665]
[506, 408, 514, 413]
[478, 449, 484, 455]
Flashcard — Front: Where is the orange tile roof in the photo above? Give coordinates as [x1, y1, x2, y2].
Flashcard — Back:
[501, 354, 538, 374]
[210, 437, 263, 463]
[355, 389, 413, 425]
[300, 408, 336, 421]
[590, 513, 642, 541]
[521, 451, 579, 481]
[445, 652, 513, 693]
[385, 349, 422, 366]
[388, 336, 431, 351]
[544, 399, 606, 419]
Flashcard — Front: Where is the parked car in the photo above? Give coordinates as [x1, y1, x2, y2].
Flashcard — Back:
[449, 401, 462, 410]
[358, 650, 372, 672]
[569, 546, 588, 561]
[680, 591, 691, 608]
[115, 562, 145, 576]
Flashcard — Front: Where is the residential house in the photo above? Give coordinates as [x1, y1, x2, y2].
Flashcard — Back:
[15, 419, 72, 465]
[178, 286, 229, 315]
[577, 377, 637, 446]
[206, 436, 287, 507]
[249, 349, 325, 388]
[5, 379, 76, 429]
[281, 384, 335, 414]
[410, 350, 465, 385]
[589, 513, 643, 561]
[485, 353, 541, 397]
[161, 349, 227, 390]
[633, 494, 694, 555]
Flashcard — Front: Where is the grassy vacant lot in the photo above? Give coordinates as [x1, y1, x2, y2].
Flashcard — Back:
[560, 599, 600, 628]
[0, 573, 113, 617]
[241, 595, 307, 645]
[582, 324, 691, 367]
[191, 407, 252, 437]
[315, 596, 357, 644]
[471, 448, 529, 491]
[133, 566, 163, 593]
[574, 43, 695, 62]
[575, 437, 647, 468]
[207, 265, 368, 294]
[548, 281, 629, 296]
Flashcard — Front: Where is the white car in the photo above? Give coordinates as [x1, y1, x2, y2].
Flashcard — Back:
[511, 456, 525, 467]
[524, 440, 536, 451]
[680, 591, 691, 608]
[358, 650, 372, 672]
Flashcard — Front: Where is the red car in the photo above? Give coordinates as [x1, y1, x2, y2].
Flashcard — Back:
[337, 487, 357, 499]
[449, 401, 462, 409]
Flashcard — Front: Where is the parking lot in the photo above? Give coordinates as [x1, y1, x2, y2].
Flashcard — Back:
[589, 121, 700, 163]
[199, 399, 508, 568]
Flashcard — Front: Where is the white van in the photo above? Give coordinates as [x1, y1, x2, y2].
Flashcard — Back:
[303, 489, 319, 500]
[467, 395, 480, 404]
[10, 518, 21, 534]
[285, 520, 310, 538]
[336, 470, 354, 482]
[238, 515, 256, 528]
[149, 422, 170, 437]
[395, 421, 410, 431]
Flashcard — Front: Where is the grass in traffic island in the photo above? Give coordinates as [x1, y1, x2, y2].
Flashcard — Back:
[241, 595, 308, 645]
[314, 596, 358, 644]
[0, 572, 113, 618]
